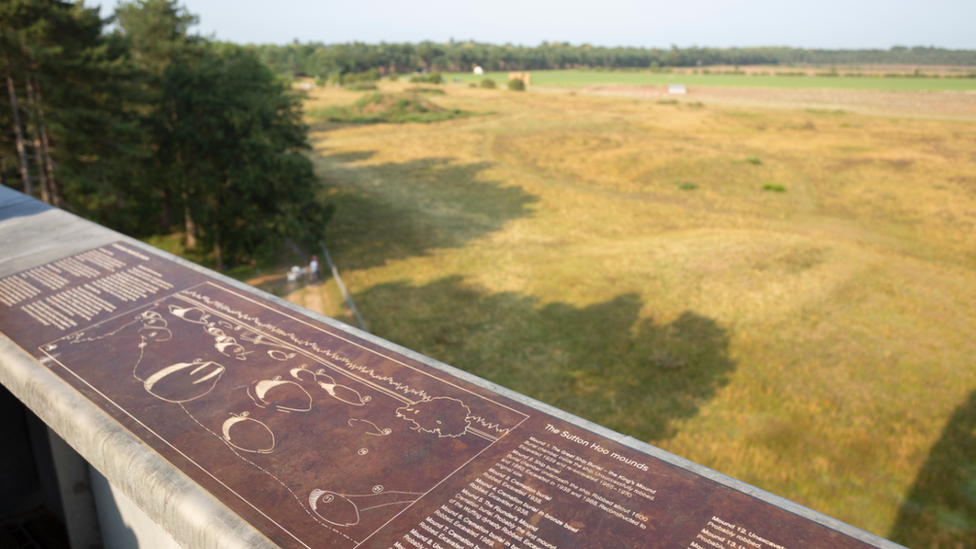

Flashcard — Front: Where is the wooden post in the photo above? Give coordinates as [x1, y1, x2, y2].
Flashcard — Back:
[319, 240, 368, 332]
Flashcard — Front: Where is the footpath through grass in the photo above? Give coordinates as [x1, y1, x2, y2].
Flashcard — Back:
[262, 82, 976, 547]
[447, 69, 976, 92]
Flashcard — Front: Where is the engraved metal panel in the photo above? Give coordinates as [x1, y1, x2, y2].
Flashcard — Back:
[0, 243, 880, 549]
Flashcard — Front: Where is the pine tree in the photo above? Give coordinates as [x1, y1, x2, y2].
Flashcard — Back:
[0, 0, 144, 219]
[156, 43, 332, 269]
[115, 0, 200, 240]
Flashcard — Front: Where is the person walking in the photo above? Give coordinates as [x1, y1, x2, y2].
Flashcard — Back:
[309, 255, 320, 283]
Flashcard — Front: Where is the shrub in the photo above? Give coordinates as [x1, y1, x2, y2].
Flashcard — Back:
[480, 78, 496, 89]
[677, 182, 698, 190]
[746, 157, 762, 165]
[409, 72, 443, 84]
[342, 71, 380, 86]
[508, 78, 525, 91]
[387, 72, 400, 81]
[468, 82, 477, 88]
[405, 87, 445, 95]
[762, 183, 786, 192]
[345, 82, 377, 91]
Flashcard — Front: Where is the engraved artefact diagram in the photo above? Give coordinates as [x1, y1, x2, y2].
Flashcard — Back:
[40, 282, 528, 546]
[1, 244, 881, 549]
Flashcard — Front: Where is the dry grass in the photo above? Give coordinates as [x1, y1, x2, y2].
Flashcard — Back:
[257, 81, 976, 546]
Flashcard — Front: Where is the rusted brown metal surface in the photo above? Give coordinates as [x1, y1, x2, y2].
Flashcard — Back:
[0, 243, 879, 549]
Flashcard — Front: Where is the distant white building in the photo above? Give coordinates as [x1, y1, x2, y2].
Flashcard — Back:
[668, 84, 687, 94]
[473, 66, 484, 75]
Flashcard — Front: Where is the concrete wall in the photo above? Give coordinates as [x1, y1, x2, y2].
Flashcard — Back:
[91, 467, 182, 549]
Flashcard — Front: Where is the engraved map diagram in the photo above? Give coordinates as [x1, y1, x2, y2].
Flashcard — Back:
[0, 244, 528, 548]
[0, 244, 883, 549]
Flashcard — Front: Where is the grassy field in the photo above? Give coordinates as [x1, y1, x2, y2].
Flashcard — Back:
[446, 69, 976, 92]
[258, 82, 976, 548]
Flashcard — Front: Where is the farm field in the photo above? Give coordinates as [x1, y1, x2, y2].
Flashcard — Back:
[447, 69, 976, 92]
[258, 82, 976, 548]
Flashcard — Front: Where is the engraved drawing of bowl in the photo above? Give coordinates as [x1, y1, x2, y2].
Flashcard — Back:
[221, 414, 275, 454]
[250, 378, 312, 412]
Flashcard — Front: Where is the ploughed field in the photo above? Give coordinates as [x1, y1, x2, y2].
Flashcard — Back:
[262, 80, 976, 548]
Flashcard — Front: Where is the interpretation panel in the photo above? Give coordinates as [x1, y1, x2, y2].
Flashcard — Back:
[0, 243, 879, 549]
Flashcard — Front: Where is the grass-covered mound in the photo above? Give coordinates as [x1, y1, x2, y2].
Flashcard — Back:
[310, 92, 468, 124]
[404, 87, 446, 95]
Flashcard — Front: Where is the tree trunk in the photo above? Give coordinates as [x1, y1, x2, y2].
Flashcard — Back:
[5, 70, 32, 196]
[33, 78, 60, 207]
[213, 234, 223, 272]
[178, 149, 197, 247]
[182, 184, 197, 248]
[211, 195, 222, 271]
[24, 75, 50, 204]
[159, 186, 170, 231]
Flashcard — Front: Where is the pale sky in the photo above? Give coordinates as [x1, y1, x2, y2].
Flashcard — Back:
[121, 0, 976, 50]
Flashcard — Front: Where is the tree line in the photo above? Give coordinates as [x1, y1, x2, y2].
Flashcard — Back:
[1, 0, 331, 270]
[251, 41, 976, 79]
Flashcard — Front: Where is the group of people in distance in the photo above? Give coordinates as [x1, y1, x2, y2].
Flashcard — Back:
[287, 255, 321, 284]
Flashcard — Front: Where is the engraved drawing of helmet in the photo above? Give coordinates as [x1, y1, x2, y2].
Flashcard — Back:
[143, 360, 224, 403]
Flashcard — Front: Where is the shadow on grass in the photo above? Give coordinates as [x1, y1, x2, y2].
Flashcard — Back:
[889, 390, 976, 548]
[319, 153, 537, 270]
[351, 276, 734, 443]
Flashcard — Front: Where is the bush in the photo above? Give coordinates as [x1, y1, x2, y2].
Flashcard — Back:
[387, 72, 400, 81]
[677, 182, 698, 190]
[345, 82, 377, 91]
[409, 72, 443, 84]
[343, 72, 375, 85]
[405, 87, 445, 95]
[746, 157, 762, 165]
[507, 78, 525, 91]
[480, 78, 496, 89]
[762, 183, 786, 192]
[468, 82, 477, 88]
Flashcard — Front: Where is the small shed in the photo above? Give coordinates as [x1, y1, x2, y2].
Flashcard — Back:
[668, 84, 687, 94]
